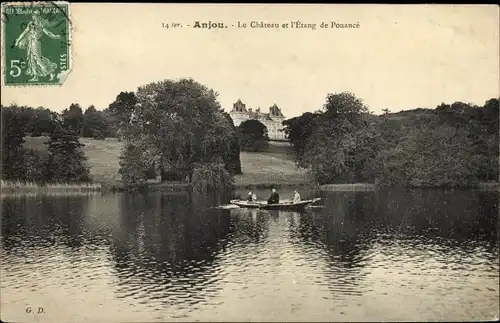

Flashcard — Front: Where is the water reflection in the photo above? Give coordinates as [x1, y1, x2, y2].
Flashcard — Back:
[228, 208, 269, 243]
[108, 193, 236, 315]
[1, 195, 88, 253]
[0, 189, 498, 322]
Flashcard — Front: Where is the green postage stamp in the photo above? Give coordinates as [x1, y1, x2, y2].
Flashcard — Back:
[2, 1, 71, 86]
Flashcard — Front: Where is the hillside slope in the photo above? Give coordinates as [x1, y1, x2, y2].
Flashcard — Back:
[24, 137, 311, 187]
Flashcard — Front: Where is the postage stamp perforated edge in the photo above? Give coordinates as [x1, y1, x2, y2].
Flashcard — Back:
[1, 1, 73, 87]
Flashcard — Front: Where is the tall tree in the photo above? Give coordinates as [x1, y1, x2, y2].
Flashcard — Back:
[46, 127, 90, 182]
[30, 107, 58, 136]
[107, 91, 138, 139]
[222, 111, 242, 174]
[83, 105, 108, 139]
[62, 103, 84, 136]
[237, 119, 269, 152]
[1, 106, 27, 180]
[119, 78, 236, 187]
[302, 92, 375, 184]
[282, 112, 319, 167]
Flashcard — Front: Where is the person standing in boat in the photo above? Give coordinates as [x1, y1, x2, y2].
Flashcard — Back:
[292, 190, 301, 204]
[267, 188, 280, 204]
[247, 192, 254, 202]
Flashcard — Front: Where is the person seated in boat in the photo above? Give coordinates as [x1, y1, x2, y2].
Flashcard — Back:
[292, 190, 301, 204]
[267, 188, 280, 204]
[247, 192, 254, 202]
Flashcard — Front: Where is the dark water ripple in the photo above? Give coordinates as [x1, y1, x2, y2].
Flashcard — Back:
[1, 190, 498, 322]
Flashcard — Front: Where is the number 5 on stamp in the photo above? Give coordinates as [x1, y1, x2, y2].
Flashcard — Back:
[2, 1, 71, 86]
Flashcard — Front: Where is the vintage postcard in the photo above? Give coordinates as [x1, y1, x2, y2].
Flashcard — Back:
[1, 3, 499, 323]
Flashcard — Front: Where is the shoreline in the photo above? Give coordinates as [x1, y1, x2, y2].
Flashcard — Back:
[0, 180, 103, 196]
[319, 183, 377, 191]
[1, 180, 498, 196]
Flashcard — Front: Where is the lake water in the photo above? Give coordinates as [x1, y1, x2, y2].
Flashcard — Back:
[1, 188, 498, 322]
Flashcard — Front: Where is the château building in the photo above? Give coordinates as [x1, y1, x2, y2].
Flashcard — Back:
[229, 99, 287, 140]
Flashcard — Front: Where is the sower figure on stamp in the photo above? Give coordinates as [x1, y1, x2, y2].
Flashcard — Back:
[14, 9, 62, 82]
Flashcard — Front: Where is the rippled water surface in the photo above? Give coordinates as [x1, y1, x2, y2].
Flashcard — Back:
[1, 189, 498, 322]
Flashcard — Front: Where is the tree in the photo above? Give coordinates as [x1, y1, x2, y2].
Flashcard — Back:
[45, 128, 91, 182]
[30, 107, 58, 136]
[62, 103, 84, 136]
[473, 98, 499, 181]
[322, 91, 370, 120]
[101, 109, 119, 138]
[237, 119, 269, 152]
[301, 92, 375, 184]
[118, 78, 237, 187]
[375, 125, 479, 188]
[434, 99, 499, 182]
[1, 106, 27, 180]
[222, 112, 242, 174]
[282, 112, 319, 167]
[227, 135, 243, 174]
[191, 162, 235, 194]
[118, 141, 154, 186]
[107, 91, 137, 139]
[83, 105, 108, 139]
[22, 149, 51, 183]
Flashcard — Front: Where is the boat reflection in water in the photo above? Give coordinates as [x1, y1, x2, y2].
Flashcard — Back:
[230, 197, 321, 211]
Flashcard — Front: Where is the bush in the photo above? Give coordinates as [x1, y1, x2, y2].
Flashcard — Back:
[31, 129, 43, 137]
[22, 148, 50, 182]
[118, 143, 150, 186]
[191, 163, 234, 194]
[92, 130, 106, 140]
[46, 129, 91, 183]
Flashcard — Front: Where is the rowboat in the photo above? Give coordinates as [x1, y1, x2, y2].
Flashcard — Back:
[230, 198, 321, 211]
[229, 200, 261, 209]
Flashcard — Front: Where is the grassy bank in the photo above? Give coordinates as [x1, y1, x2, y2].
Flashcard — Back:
[319, 182, 500, 192]
[319, 183, 377, 191]
[1, 180, 101, 196]
[18, 137, 498, 193]
[477, 182, 500, 190]
[23, 137, 312, 189]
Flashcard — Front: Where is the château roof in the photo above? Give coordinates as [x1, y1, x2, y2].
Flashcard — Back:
[230, 99, 284, 120]
[231, 99, 247, 112]
[269, 104, 284, 117]
[249, 110, 273, 121]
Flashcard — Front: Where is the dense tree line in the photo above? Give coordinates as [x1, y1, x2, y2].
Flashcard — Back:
[1, 103, 118, 140]
[282, 93, 499, 188]
[0, 102, 121, 184]
[1, 106, 90, 183]
[4, 85, 495, 189]
[1, 81, 243, 186]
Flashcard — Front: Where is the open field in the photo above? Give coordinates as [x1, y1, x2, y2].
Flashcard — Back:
[23, 137, 312, 188]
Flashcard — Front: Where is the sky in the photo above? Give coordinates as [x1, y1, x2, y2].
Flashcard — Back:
[1, 4, 499, 117]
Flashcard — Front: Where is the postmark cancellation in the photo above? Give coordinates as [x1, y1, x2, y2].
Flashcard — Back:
[2, 1, 71, 86]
